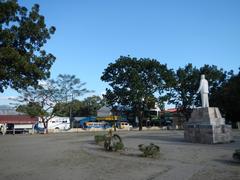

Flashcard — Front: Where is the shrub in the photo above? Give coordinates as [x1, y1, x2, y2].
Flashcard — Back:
[233, 149, 240, 161]
[104, 133, 124, 151]
[138, 143, 160, 158]
[114, 141, 124, 150]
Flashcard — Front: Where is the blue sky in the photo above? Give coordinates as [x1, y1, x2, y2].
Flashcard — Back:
[1, 0, 240, 105]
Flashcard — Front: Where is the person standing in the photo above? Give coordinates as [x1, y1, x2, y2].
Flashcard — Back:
[1, 124, 6, 135]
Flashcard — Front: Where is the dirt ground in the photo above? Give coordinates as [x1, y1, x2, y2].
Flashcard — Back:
[0, 130, 239, 180]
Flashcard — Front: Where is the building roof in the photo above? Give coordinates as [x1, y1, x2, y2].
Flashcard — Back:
[0, 115, 37, 124]
[73, 117, 95, 122]
[97, 106, 112, 117]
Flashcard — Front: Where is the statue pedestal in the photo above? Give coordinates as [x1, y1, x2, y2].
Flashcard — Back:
[184, 107, 232, 144]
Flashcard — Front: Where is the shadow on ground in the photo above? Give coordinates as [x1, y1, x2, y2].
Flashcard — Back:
[128, 135, 186, 143]
[214, 159, 240, 166]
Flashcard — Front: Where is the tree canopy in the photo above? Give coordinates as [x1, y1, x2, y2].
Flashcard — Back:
[16, 82, 60, 130]
[52, 74, 91, 102]
[0, 0, 56, 92]
[211, 69, 240, 127]
[101, 56, 174, 130]
[168, 64, 231, 121]
[54, 95, 105, 117]
[101, 58, 238, 127]
[168, 64, 200, 120]
[16, 74, 90, 131]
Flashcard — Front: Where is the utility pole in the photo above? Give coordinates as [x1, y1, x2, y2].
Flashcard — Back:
[69, 93, 73, 128]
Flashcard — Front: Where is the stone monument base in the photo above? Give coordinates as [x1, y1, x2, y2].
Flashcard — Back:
[184, 107, 232, 144]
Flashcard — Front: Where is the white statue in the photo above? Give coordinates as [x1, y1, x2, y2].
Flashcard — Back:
[197, 74, 209, 107]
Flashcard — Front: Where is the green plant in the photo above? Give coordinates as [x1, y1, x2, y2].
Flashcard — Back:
[112, 139, 124, 151]
[138, 143, 160, 158]
[104, 130, 124, 151]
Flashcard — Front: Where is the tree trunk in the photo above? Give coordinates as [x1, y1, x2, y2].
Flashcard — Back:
[45, 123, 48, 134]
[43, 119, 48, 134]
[138, 111, 143, 131]
[139, 117, 143, 131]
[113, 121, 117, 132]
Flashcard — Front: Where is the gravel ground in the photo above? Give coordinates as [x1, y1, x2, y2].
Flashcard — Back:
[0, 130, 239, 180]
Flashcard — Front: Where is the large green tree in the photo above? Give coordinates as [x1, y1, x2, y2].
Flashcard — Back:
[101, 56, 174, 130]
[54, 100, 82, 117]
[54, 95, 105, 117]
[199, 65, 231, 106]
[211, 69, 240, 127]
[81, 95, 105, 116]
[169, 64, 230, 121]
[0, 0, 56, 92]
[168, 63, 199, 120]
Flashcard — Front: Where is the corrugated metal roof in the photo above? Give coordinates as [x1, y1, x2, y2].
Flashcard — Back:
[97, 106, 112, 117]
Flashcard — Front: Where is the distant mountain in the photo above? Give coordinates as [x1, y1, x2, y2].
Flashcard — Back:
[0, 105, 25, 115]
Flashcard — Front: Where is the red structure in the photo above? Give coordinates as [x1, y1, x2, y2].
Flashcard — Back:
[0, 115, 38, 134]
[0, 115, 37, 124]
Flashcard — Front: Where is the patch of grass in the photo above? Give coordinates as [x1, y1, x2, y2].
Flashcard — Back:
[94, 134, 107, 144]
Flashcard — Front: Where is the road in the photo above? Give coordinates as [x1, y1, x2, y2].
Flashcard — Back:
[0, 130, 239, 180]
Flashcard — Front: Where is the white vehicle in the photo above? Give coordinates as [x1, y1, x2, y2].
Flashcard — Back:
[38, 117, 70, 130]
[117, 121, 133, 130]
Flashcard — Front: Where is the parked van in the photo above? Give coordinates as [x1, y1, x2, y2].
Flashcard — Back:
[117, 121, 132, 130]
[38, 117, 70, 130]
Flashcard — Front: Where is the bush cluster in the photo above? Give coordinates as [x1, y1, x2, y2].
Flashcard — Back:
[94, 130, 124, 152]
[104, 134, 124, 151]
[138, 143, 160, 158]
